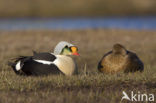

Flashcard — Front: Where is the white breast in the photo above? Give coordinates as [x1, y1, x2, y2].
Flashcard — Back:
[33, 55, 77, 76]
[54, 55, 77, 76]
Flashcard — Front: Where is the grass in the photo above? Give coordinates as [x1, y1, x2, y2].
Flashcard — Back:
[0, 0, 156, 17]
[0, 29, 156, 103]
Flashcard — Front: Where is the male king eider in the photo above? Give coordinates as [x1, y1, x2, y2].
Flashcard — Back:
[8, 41, 80, 76]
[98, 44, 144, 73]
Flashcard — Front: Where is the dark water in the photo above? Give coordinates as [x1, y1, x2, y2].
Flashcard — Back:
[0, 17, 156, 30]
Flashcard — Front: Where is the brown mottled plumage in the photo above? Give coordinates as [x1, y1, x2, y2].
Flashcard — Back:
[98, 44, 144, 73]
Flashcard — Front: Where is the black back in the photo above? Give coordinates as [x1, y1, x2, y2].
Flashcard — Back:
[33, 52, 56, 61]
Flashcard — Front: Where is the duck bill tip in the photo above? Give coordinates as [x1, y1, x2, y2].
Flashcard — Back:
[73, 52, 80, 56]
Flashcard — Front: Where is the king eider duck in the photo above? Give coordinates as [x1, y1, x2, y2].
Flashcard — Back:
[98, 44, 144, 73]
[8, 41, 80, 76]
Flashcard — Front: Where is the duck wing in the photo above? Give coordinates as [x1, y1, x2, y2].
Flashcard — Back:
[32, 52, 56, 62]
[124, 51, 144, 72]
[21, 59, 62, 76]
[97, 51, 112, 72]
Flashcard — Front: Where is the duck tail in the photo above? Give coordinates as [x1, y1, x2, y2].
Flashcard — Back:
[8, 56, 30, 75]
[8, 61, 21, 75]
[8, 61, 15, 68]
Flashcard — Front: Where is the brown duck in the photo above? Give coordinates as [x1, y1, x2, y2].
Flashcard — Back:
[98, 44, 144, 73]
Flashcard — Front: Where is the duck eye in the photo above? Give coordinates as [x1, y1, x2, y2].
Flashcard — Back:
[64, 45, 68, 48]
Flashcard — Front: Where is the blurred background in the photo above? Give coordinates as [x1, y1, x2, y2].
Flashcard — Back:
[0, 0, 156, 30]
[0, 0, 156, 17]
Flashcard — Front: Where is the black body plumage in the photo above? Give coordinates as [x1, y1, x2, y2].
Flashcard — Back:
[8, 52, 63, 76]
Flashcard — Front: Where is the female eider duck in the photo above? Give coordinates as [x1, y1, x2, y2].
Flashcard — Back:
[9, 41, 79, 76]
[98, 44, 144, 73]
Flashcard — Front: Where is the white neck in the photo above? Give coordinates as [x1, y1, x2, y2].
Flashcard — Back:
[54, 55, 77, 76]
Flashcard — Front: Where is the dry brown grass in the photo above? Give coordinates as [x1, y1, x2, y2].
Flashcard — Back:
[0, 29, 156, 103]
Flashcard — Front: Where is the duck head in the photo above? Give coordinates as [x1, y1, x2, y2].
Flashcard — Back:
[54, 41, 80, 56]
[61, 46, 80, 56]
[112, 43, 127, 55]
